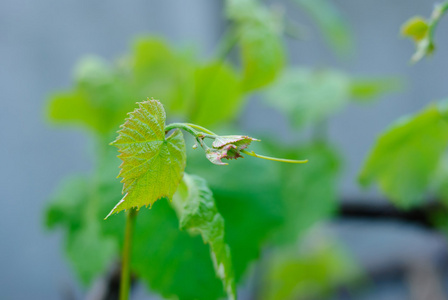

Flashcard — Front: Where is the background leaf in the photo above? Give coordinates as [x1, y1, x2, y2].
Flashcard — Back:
[359, 102, 448, 208]
[264, 68, 350, 129]
[226, 0, 285, 91]
[188, 62, 243, 126]
[294, 0, 353, 55]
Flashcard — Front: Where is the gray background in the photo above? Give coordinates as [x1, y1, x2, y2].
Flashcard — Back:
[1, 0, 448, 299]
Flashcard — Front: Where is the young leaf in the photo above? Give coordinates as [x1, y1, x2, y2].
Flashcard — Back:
[206, 135, 259, 166]
[173, 174, 236, 300]
[359, 102, 448, 208]
[107, 100, 186, 217]
[401, 2, 448, 62]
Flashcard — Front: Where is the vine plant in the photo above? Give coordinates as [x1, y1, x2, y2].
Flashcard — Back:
[360, 1, 448, 208]
[107, 99, 307, 300]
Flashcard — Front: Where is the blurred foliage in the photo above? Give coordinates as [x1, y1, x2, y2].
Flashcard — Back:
[262, 237, 362, 300]
[264, 68, 400, 129]
[360, 102, 448, 208]
[401, 1, 448, 63]
[293, 0, 353, 55]
[44, 0, 397, 299]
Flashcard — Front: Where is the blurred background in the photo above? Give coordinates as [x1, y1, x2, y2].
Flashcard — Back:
[2, 0, 448, 299]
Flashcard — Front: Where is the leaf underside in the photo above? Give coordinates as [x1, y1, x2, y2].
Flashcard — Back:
[108, 99, 186, 217]
[173, 174, 236, 300]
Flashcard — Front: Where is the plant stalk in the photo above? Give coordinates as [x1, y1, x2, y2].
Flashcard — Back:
[120, 208, 138, 300]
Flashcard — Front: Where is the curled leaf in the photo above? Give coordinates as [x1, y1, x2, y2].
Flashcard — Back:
[206, 135, 259, 165]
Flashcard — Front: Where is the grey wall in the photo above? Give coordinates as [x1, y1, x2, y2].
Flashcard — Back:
[1, 0, 448, 299]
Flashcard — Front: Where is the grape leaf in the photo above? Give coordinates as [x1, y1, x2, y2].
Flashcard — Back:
[189, 62, 243, 127]
[359, 102, 448, 208]
[107, 100, 186, 217]
[294, 0, 353, 55]
[47, 56, 137, 135]
[186, 143, 284, 282]
[264, 68, 350, 129]
[349, 77, 402, 102]
[172, 174, 236, 300]
[262, 240, 361, 300]
[226, 0, 285, 91]
[206, 135, 259, 165]
[45, 176, 120, 284]
[131, 200, 225, 300]
[132, 38, 196, 113]
[275, 143, 340, 244]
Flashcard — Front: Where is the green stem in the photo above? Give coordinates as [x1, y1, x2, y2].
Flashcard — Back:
[185, 123, 218, 136]
[165, 123, 200, 137]
[241, 150, 308, 164]
[120, 208, 138, 300]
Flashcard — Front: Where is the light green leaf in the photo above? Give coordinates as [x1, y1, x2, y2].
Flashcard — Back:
[359, 102, 448, 208]
[401, 2, 448, 63]
[132, 38, 195, 113]
[47, 56, 137, 135]
[226, 0, 285, 91]
[350, 77, 402, 102]
[262, 240, 361, 300]
[264, 68, 350, 128]
[189, 62, 242, 126]
[108, 100, 186, 217]
[294, 0, 353, 55]
[173, 174, 236, 300]
[45, 176, 120, 284]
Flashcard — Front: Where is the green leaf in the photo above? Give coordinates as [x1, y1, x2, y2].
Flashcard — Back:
[108, 100, 186, 217]
[262, 240, 361, 300]
[132, 38, 195, 113]
[359, 102, 448, 208]
[186, 143, 284, 282]
[131, 201, 225, 300]
[401, 2, 448, 62]
[47, 56, 137, 135]
[173, 174, 236, 300]
[189, 62, 243, 126]
[226, 0, 285, 91]
[401, 17, 429, 41]
[274, 143, 340, 244]
[294, 0, 354, 55]
[350, 77, 402, 102]
[45, 176, 120, 284]
[264, 68, 350, 128]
